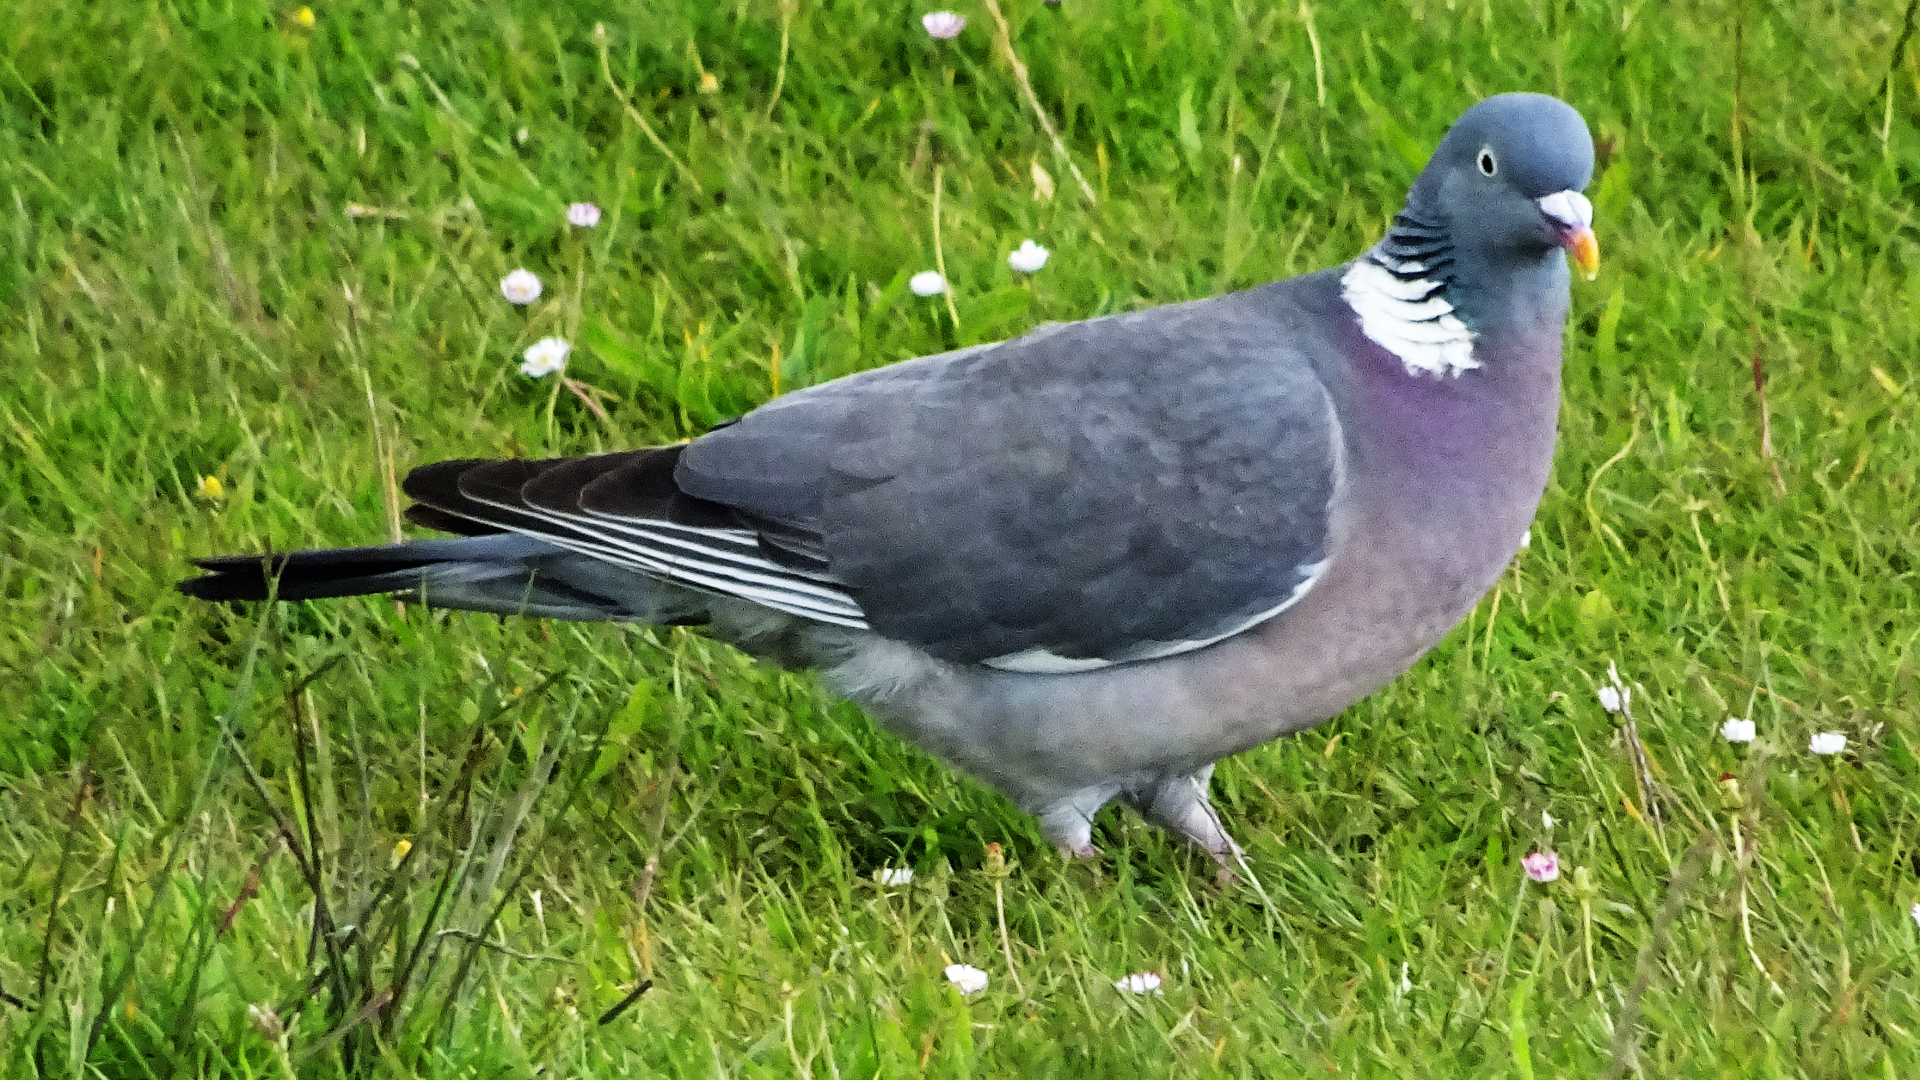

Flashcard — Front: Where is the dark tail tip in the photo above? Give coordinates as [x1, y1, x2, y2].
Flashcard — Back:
[177, 548, 438, 603]
[177, 555, 288, 602]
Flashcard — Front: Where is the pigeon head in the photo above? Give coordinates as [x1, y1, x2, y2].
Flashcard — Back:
[1343, 94, 1596, 378]
[1413, 93, 1597, 277]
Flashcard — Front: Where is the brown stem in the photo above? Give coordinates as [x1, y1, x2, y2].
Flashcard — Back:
[1603, 833, 1715, 1080]
[1750, 334, 1786, 495]
[562, 377, 616, 429]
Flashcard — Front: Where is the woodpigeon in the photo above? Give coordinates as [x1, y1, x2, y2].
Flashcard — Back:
[182, 93, 1598, 866]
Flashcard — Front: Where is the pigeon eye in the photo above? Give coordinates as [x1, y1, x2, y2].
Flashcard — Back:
[1477, 148, 1498, 176]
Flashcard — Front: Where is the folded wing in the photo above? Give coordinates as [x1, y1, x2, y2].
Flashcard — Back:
[677, 293, 1342, 670]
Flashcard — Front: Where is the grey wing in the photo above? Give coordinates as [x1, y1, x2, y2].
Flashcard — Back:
[677, 294, 1342, 671]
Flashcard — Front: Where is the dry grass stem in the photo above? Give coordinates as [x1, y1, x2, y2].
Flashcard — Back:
[1749, 334, 1787, 495]
[982, 0, 1096, 204]
[596, 26, 703, 193]
[932, 166, 962, 330]
[1603, 834, 1715, 1080]
[765, 0, 795, 120]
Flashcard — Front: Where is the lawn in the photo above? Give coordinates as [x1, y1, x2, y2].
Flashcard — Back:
[3, 0, 1918, 1075]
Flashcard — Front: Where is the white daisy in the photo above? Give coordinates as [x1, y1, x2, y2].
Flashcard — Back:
[1808, 732, 1847, 756]
[943, 964, 988, 996]
[519, 336, 570, 377]
[1007, 239, 1050, 273]
[500, 269, 543, 304]
[921, 11, 966, 39]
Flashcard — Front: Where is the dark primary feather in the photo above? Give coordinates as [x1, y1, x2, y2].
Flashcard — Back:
[400, 448, 870, 627]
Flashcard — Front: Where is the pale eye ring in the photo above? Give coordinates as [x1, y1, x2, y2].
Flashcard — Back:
[1477, 148, 1498, 176]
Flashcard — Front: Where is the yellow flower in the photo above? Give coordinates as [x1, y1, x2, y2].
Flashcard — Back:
[698, 71, 719, 94]
[294, 6, 315, 28]
[392, 838, 413, 866]
[196, 475, 225, 500]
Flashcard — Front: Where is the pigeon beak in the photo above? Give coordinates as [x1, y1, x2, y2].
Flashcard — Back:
[1538, 190, 1599, 280]
[1565, 227, 1600, 280]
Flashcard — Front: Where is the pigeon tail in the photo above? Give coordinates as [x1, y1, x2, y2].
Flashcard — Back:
[177, 533, 710, 624]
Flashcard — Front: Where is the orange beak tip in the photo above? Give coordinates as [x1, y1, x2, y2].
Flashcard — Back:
[1569, 227, 1600, 281]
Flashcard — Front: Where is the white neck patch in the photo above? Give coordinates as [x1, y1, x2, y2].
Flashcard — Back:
[1340, 253, 1479, 378]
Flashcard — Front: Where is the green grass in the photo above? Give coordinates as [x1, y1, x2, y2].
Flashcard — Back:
[3, 0, 1919, 1074]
